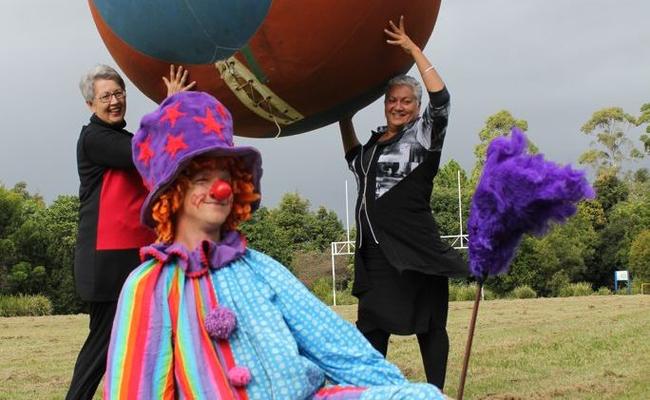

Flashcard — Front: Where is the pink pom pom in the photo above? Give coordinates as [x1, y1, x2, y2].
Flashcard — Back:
[205, 306, 237, 339]
[228, 366, 251, 387]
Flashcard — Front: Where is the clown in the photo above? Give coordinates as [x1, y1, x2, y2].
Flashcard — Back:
[104, 91, 446, 399]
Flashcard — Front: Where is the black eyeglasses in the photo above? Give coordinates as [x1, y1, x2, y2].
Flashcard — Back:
[97, 90, 126, 103]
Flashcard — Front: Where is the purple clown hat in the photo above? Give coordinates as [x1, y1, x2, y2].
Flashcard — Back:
[132, 91, 263, 228]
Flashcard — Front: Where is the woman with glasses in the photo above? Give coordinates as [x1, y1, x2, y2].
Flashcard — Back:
[67, 64, 194, 399]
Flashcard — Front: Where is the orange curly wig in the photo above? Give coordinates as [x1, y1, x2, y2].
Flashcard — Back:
[150, 156, 260, 244]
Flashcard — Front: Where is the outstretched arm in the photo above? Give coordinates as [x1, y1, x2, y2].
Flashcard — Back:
[163, 64, 196, 97]
[253, 254, 446, 399]
[385, 15, 444, 93]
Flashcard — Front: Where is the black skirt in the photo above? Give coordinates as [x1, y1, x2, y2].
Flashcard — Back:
[355, 235, 449, 335]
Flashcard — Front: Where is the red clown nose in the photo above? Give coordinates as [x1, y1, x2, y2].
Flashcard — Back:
[210, 179, 232, 201]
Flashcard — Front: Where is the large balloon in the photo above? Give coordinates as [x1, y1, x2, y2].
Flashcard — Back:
[89, 0, 442, 138]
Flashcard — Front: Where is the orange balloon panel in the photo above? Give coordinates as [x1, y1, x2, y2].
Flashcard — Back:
[89, 0, 442, 138]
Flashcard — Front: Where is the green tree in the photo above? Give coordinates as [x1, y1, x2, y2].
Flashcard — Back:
[0, 238, 17, 268]
[0, 185, 24, 238]
[272, 192, 317, 250]
[641, 135, 650, 155]
[629, 229, 650, 282]
[11, 181, 45, 204]
[578, 200, 607, 230]
[241, 193, 345, 271]
[486, 202, 599, 296]
[0, 185, 82, 313]
[634, 168, 649, 184]
[579, 107, 642, 176]
[435, 159, 469, 190]
[5, 261, 48, 295]
[593, 173, 629, 216]
[41, 195, 82, 313]
[589, 194, 650, 287]
[470, 110, 530, 184]
[637, 103, 650, 154]
[627, 169, 650, 205]
[310, 207, 344, 252]
[42, 195, 79, 269]
[431, 160, 471, 238]
[485, 236, 538, 295]
[0, 183, 48, 266]
[11, 217, 50, 267]
[240, 207, 293, 267]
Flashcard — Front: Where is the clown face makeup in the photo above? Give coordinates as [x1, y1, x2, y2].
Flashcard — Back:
[176, 167, 233, 241]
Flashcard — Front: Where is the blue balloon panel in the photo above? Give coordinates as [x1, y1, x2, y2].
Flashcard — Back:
[92, 0, 271, 64]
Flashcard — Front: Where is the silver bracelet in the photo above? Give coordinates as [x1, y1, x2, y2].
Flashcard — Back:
[423, 65, 435, 73]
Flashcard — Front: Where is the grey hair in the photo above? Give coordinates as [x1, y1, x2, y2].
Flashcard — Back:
[79, 64, 125, 103]
[385, 74, 422, 106]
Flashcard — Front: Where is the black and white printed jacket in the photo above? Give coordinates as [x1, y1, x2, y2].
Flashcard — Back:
[345, 87, 467, 293]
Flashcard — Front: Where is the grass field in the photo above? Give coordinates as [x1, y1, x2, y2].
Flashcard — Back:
[1, 295, 648, 399]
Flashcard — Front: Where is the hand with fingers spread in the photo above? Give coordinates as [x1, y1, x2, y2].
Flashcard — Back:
[163, 64, 197, 97]
[384, 15, 419, 55]
[384, 15, 444, 93]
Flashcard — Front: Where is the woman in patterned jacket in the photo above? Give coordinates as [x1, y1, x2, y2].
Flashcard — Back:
[338, 17, 467, 391]
[104, 90, 447, 399]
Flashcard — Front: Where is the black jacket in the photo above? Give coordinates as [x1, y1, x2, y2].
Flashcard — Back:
[74, 114, 155, 301]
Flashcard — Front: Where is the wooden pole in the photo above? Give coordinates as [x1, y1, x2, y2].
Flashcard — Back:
[457, 282, 483, 400]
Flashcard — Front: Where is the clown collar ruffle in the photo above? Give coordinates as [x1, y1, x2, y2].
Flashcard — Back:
[139, 230, 247, 277]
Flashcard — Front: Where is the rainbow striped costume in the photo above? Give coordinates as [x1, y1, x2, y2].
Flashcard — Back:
[105, 231, 444, 399]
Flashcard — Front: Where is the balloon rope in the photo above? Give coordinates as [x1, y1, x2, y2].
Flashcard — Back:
[457, 282, 482, 400]
[272, 114, 282, 138]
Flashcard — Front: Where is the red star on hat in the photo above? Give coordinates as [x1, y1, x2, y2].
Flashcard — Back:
[216, 102, 229, 120]
[160, 102, 186, 128]
[137, 137, 154, 166]
[164, 132, 188, 158]
[193, 108, 224, 140]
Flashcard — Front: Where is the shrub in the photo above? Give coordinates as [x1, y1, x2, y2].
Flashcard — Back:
[559, 282, 593, 297]
[596, 286, 612, 296]
[549, 271, 571, 297]
[572, 282, 594, 296]
[311, 277, 333, 305]
[449, 284, 474, 301]
[0, 294, 53, 317]
[461, 284, 480, 301]
[310, 275, 357, 306]
[449, 283, 491, 302]
[334, 283, 358, 306]
[620, 280, 644, 295]
[448, 284, 460, 301]
[511, 285, 537, 299]
[483, 287, 497, 300]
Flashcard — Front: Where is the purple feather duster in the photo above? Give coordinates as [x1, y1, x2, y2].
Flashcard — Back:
[468, 128, 594, 281]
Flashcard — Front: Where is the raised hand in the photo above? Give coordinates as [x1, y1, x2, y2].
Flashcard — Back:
[163, 64, 197, 97]
[384, 15, 418, 55]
